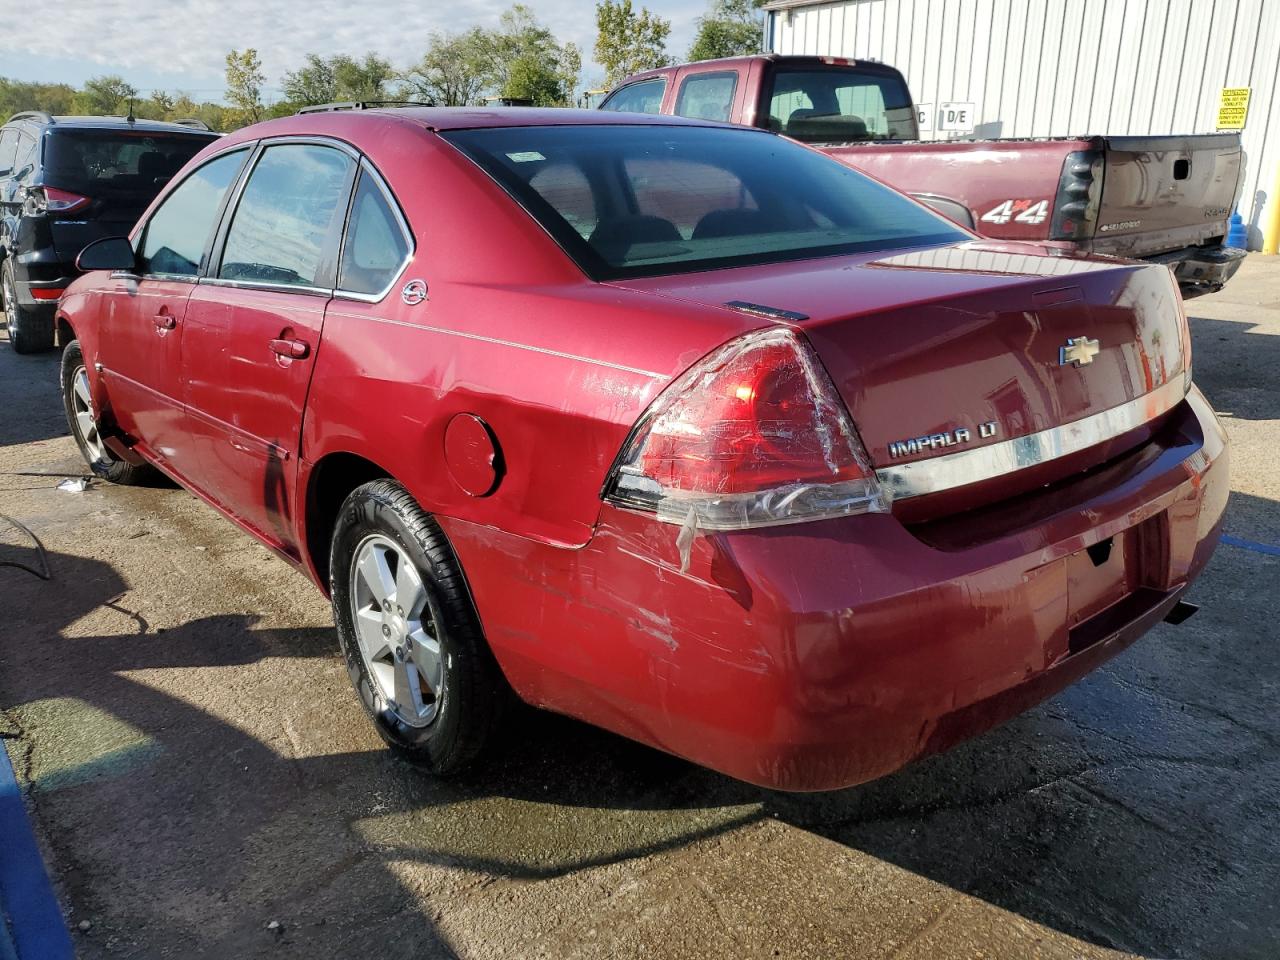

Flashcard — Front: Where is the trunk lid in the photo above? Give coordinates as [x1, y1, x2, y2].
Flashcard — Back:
[612, 241, 1188, 500]
[1093, 134, 1242, 258]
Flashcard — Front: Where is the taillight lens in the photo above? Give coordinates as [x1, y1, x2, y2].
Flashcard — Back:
[1049, 150, 1103, 240]
[23, 186, 92, 217]
[605, 329, 888, 530]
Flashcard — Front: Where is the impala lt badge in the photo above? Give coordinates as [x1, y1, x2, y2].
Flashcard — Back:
[1060, 335, 1100, 367]
[888, 420, 998, 458]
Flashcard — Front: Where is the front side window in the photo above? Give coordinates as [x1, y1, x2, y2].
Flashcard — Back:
[138, 149, 247, 277]
[674, 72, 738, 122]
[766, 68, 918, 142]
[338, 171, 410, 296]
[444, 124, 964, 280]
[219, 143, 354, 288]
[599, 78, 667, 115]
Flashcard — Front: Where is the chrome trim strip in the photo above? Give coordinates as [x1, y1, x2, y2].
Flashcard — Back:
[875, 374, 1191, 501]
[333, 158, 415, 304]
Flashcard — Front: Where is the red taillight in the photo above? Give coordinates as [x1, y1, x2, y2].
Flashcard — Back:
[23, 186, 92, 217]
[606, 329, 887, 530]
[29, 288, 64, 301]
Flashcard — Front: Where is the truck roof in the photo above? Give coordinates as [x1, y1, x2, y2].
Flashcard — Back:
[618, 54, 903, 85]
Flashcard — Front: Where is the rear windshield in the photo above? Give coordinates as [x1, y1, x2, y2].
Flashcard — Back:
[43, 130, 215, 195]
[765, 67, 918, 142]
[443, 124, 963, 281]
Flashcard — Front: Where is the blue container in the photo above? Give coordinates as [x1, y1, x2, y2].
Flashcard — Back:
[1226, 209, 1248, 249]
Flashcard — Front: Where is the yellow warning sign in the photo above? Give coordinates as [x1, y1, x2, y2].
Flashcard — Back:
[1217, 87, 1250, 130]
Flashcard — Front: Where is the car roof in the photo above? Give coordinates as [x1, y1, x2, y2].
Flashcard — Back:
[618, 54, 907, 85]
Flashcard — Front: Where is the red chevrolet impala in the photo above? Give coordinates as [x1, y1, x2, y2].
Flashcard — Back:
[56, 108, 1228, 791]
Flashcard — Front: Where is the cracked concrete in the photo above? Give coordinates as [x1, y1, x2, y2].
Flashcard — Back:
[1, 259, 1278, 959]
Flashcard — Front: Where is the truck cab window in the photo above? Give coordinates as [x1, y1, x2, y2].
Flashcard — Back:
[766, 68, 918, 143]
[674, 72, 738, 122]
[600, 78, 667, 115]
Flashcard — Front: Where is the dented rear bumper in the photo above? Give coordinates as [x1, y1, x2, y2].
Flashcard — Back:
[442, 387, 1229, 791]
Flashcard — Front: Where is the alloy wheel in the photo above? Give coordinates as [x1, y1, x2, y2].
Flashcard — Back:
[2, 271, 17, 337]
[70, 365, 108, 463]
[349, 533, 444, 727]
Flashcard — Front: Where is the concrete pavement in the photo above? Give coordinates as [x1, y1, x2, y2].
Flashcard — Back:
[0, 259, 1277, 959]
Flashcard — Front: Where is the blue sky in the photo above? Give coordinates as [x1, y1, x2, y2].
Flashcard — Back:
[0, 0, 706, 100]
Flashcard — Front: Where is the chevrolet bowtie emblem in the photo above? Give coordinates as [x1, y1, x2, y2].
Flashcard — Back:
[1060, 336, 1100, 367]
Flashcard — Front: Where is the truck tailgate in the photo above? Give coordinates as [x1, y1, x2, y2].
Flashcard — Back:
[1093, 134, 1242, 258]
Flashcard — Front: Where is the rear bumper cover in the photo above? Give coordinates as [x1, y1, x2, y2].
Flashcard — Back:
[443, 387, 1229, 791]
[1146, 244, 1246, 297]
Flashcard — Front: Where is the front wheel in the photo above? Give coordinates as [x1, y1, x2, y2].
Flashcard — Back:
[330, 479, 510, 774]
[61, 341, 154, 485]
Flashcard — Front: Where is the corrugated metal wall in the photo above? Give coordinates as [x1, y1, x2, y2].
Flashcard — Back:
[766, 0, 1280, 250]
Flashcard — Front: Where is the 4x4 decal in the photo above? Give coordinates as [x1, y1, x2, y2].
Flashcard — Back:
[980, 198, 1050, 225]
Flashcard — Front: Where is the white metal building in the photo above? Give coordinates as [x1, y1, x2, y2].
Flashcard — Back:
[764, 0, 1280, 250]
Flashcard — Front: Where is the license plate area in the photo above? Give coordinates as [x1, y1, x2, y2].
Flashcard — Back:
[1065, 514, 1168, 654]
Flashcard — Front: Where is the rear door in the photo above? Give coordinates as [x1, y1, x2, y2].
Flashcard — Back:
[183, 139, 357, 555]
[1093, 134, 1243, 257]
[95, 147, 250, 480]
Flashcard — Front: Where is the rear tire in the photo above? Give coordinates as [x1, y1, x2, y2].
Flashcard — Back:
[2, 261, 55, 354]
[61, 340, 154, 485]
[330, 479, 509, 775]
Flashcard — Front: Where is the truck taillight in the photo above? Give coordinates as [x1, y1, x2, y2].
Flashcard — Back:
[604, 329, 888, 530]
[1049, 149, 1103, 240]
[23, 186, 92, 217]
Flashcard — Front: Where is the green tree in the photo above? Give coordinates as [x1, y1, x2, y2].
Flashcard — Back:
[73, 75, 138, 116]
[137, 90, 176, 120]
[594, 0, 672, 88]
[0, 78, 76, 119]
[400, 29, 494, 106]
[688, 0, 762, 61]
[284, 52, 394, 106]
[224, 48, 266, 125]
[490, 6, 580, 106]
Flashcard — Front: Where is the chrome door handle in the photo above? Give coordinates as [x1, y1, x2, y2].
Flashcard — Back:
[269, 338, 310, 360]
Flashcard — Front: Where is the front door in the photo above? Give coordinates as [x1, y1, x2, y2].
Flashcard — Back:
[183, 141, 356, 555]
[96, 147, 249, 480]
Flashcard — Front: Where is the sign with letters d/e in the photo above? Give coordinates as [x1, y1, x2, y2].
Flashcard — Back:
[1217, 87, 1250, 130]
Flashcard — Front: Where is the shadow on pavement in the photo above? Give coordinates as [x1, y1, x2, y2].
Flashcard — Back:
[1188, 312, 1280, 421]
[2, 511, 1277, 959]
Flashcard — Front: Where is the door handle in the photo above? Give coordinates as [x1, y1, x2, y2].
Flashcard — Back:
[269, 338, 310, 360]
[153, 313, 176, 330]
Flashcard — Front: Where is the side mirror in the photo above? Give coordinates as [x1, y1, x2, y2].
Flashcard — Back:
[76, 236, 137, 273]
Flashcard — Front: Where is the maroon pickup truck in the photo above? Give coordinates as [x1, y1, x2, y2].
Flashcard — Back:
[601, 54, 1246, 297]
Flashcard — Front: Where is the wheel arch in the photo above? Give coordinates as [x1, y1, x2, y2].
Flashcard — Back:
[302, 450, 394, 594]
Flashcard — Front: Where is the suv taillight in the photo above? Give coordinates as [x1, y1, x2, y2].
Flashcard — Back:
[604, 329, 888, 531]
[23, 186, 92, 217]
[1049, 149, 1103, 240]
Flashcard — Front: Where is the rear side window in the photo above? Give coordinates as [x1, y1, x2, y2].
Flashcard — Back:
[219, 143, 354, 288]
[13, 135, 37, 180]
[766, 68, 918, 142]
[674, 72, 737, 122]
[600, 78, 667, 115]
[139, 149, 247, 277]
[338, 171, 410, 296]
[43, 130, 215, 194]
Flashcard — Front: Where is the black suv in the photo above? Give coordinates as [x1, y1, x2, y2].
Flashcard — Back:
[0, 112, 219, 353]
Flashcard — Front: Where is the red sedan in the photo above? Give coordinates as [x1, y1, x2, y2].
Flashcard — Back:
[56, 108, 1228, 791]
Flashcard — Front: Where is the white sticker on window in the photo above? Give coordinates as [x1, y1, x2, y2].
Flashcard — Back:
[506, 151, 545, 163]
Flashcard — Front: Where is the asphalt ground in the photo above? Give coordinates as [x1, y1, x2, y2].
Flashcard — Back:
[0, 258, 1277, 960]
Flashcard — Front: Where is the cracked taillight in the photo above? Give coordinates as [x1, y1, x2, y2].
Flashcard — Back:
[604, 328, 888, 530]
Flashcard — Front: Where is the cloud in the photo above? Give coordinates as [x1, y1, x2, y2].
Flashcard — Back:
[0, 0, 704, 92]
